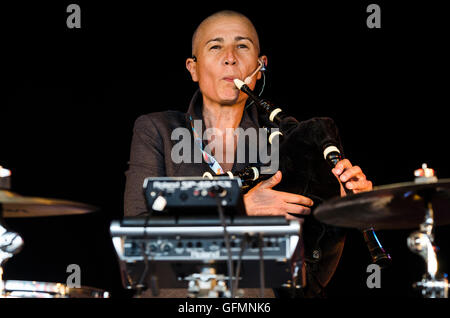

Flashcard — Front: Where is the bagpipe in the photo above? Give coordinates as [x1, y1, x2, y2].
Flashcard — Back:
[216, 79, 392, 282]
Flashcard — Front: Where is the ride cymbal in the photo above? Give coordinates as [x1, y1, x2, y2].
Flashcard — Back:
[314, 179, 450, 230]
[0, 190, 98, 218]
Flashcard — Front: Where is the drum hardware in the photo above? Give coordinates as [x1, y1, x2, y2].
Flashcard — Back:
[0, 167, 11, 179]
[1, 280, 110, 298]
[0, 166, 109, 298]
[0, 222, 25, 296]
[0, 203, 109, 298]
[407, 164, 448, 298]
[1, 172, 25, 296]
[184, 266, 243, 298]
[314, 163, 449, 298]
[0, 166, 11, 190]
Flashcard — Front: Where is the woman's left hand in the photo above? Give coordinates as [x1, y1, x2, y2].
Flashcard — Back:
[331, 159, 373, 195]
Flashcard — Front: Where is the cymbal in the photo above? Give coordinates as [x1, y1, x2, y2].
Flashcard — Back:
[314, 179, 450, 230]
[0, 190, 98, 218]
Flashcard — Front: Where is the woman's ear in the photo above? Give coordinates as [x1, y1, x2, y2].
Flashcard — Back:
[257, 55, 268, 80]
[186, 57, 199, 82]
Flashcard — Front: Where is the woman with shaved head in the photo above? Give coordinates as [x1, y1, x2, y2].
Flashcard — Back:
[124, 10, 372, 298]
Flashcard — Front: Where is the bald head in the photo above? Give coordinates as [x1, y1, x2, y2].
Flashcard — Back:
[191, 10, 260, 57]
[186, 10, 266, 106]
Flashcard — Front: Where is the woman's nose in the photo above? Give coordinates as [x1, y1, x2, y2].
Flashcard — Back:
[223, 50, 237, 65]
[224, 58, 237, 65]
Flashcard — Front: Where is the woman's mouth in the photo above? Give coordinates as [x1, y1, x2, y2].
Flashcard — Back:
[223, 77, 238, 82]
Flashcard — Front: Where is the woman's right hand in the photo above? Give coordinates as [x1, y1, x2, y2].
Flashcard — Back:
[243, 171, 314, 220]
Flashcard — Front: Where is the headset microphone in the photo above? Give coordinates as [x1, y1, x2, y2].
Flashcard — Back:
[244, 59, 265, 85]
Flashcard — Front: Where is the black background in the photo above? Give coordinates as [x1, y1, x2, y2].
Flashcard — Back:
[1, 1, 449, 299]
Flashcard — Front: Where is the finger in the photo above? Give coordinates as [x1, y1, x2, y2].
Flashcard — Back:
[332, 159, 352, 175]
[343, 174, 365, 189]
[340, 166, 363, 182]
[284, 203, 311, 215]
[347, 179, 372, 191]
[359, 180, 373, 192]
[278, 192, 314, 206]
[246, 206, 286, 217]
[346, 178, 368, 189]
[259, 170, 282, 189]
[345, 181, 355, 190]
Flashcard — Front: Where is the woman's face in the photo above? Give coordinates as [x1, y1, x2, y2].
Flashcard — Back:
[187, 15, 264, 106]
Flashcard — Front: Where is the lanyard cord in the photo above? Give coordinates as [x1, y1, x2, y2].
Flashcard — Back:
[189, 115, 225, 175]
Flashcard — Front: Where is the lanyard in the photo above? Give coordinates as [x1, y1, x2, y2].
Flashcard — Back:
[189, 115, 225, 175]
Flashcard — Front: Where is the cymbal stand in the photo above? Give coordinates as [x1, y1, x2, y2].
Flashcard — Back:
[0, 203, 25, 296]
[0, 203, 6, 296]
[0, 166, 11, 296]
[407, 164, 448, 298]
[0, 206, 9, 296]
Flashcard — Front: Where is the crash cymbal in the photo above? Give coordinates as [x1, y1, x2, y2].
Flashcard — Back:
[0, 190, 98, 218]
[313, 179, 450, 230]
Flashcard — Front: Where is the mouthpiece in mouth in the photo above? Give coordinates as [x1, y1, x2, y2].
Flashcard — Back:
[233, 78, 245, 90]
